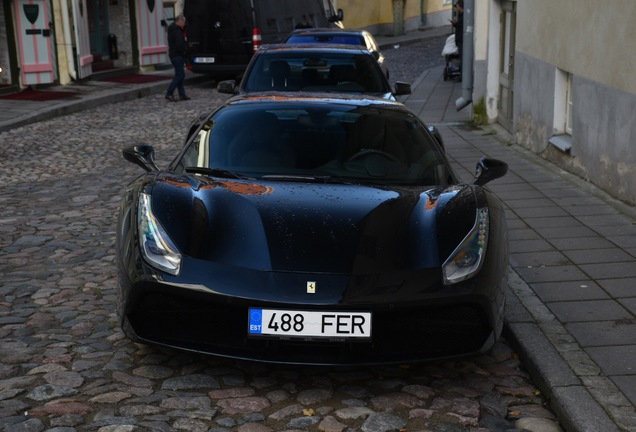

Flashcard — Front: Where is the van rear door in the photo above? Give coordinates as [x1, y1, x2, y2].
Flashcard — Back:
[253, 0, 333, 43]
[185, 0, 254, 77]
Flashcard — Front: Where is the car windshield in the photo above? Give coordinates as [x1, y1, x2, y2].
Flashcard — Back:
[175, 102, 452, 186]
[242, 52, 390, 94]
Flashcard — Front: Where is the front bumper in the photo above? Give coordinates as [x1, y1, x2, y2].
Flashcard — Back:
[121, 275, 503, 366]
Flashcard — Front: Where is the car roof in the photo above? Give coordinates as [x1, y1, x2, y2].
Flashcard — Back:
[256, 43, 371, 54]
[288, 28, 369, 36]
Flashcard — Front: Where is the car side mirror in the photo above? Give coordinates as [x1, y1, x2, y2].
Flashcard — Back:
[393, 81, 411, 96]
[123, 144, 159, 172]
[217, 80, 238, 94]
[328, 9, 344, 22]
[473, 158, 508, 186]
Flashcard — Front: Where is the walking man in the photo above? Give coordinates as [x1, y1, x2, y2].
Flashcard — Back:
[166, 15, 190, 102]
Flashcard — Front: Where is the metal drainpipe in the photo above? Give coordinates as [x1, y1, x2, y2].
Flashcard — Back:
[455, 0, 473, 111]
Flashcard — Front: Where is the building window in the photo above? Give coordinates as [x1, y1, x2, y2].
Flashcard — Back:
[565, 73, 573, 135]
[554, 69, 573, 135]
[162, 3, 175, 26]
[550, 69, 573, 153]
[266, 18, 280, 33]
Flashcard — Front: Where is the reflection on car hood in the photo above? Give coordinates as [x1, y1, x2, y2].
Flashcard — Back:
[150, 175, 476, 274]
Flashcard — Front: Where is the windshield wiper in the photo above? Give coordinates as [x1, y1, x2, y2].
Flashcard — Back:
[185, 166, 251, 179]
[261, 174, 357, 185]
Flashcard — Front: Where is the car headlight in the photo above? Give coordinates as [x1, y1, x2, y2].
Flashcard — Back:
[138, 192, 181, 275]
[442, 208, 488, 285]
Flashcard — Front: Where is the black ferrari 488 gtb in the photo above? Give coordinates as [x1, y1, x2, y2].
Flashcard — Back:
[115, 93, 509, 366]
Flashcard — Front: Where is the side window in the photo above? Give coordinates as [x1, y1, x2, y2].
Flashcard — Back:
[174, 119, 214, 173]
[177, 133, 203, 172]
[283, 17, 294, 32]
[265, 18, 279, 33]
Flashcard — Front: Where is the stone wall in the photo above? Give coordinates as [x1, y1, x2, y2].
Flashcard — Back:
[108, 0, 133, 67]
[513, 52, 636, 207]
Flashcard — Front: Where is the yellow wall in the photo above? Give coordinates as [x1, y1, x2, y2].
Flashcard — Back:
[336, 0, 381, 29]
[337, 0, 451, 30]
[422, 0, 451, 14]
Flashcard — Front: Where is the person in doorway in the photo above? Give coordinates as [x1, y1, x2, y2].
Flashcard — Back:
[166, 15, 190, 102]
[451, 0, 464, 74]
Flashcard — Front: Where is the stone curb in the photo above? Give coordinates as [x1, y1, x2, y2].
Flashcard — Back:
[505, 269, 622, 432]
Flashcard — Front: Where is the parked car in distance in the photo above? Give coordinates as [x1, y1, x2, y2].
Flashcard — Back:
[183, 0, 343, 79]
[217, 44, 410, 100]
[115, 93, 510, 366]
[284, 28, 389, 79]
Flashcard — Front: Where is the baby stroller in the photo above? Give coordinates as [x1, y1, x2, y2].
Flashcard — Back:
[442, 34, 461, 81]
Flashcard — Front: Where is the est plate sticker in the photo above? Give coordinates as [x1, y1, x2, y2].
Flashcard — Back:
[248, 308, 371, 339]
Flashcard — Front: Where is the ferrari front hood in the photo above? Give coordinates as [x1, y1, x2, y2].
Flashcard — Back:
[151, 177, 473, 274]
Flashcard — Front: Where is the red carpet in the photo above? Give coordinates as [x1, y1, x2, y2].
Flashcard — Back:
[0, 88, 77, 101]
[98, 74, 171, 84]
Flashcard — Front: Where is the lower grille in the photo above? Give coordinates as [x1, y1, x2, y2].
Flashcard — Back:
[128, 292, 492, 364]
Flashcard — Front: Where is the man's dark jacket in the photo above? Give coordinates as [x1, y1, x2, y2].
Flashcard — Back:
[168, 23, 187, 59]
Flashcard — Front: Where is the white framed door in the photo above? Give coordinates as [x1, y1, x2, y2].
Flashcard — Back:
[497, 0, 516, 132]
[135, 0, 168, 66]
[14, 0, 55, 85]
[72, 0, 93, 78]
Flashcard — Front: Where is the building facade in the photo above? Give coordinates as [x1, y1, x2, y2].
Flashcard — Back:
[472, 0, 636, 206]
[0, 0, 172, 91]
[335, 0, 451, 35]
[0, 0, 453, 92]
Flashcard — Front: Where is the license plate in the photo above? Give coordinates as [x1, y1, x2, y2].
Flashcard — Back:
[248, 308, 371, 339]
[194, 57, 215, 64]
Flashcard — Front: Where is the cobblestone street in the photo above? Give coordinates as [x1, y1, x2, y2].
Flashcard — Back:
[0, 37, 563, 432]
